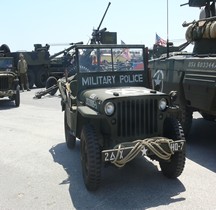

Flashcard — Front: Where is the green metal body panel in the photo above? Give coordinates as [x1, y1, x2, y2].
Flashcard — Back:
[150, 55, 216, 115]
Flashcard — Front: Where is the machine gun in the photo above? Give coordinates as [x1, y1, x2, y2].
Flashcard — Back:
[181, 0, 213, 7]
[49, 42, 83, 60]
[90, 2, 117, 44]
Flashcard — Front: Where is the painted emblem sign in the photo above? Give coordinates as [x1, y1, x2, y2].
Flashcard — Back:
[152, 70, 164, 92]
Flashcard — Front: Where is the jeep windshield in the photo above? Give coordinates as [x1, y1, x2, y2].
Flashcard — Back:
[77, 44, 145, 73]
[0, 57, 13, 71]
[75, 44, 148, 90]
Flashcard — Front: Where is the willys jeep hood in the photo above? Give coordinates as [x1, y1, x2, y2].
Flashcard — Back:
[80, 86, 166, 103]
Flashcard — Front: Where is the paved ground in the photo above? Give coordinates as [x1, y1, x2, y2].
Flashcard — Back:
[0, 88, 216, 210]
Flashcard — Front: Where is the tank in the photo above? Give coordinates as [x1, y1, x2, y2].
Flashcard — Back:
[149, 0, 216, 136]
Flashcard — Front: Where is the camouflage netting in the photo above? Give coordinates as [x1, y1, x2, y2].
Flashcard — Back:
[186, 21, 216, 42]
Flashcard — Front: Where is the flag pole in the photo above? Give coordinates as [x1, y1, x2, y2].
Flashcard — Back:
[166, 0, 169, 58]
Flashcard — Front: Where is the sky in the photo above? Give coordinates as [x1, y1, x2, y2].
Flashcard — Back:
[1, 0, 201, 55]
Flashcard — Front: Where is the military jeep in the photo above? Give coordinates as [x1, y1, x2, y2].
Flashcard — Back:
[58, 44, 186, 191]
[0, 56, 20, 107]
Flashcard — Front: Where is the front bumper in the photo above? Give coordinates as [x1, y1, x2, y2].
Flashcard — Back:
[0, 90, 16, 97]
[102, 137, 185, 167]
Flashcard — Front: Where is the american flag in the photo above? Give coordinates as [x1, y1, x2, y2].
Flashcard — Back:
[120, 40, 131, 60]
[121, 40, 126, 45]
[155, 33, 167, 46]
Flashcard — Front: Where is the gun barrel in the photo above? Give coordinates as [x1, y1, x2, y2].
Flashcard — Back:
[182, 16, 216, 27]
[34, 84, 58, 99]
[97, 2, 111, 31]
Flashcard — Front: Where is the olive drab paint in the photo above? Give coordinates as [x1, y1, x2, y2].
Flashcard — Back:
[149, 0, 216, 136]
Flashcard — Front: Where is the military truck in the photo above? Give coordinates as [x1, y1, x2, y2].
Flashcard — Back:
[58, 43, 186, 191]
[149, 0, 216, 136]
[0, 45, 20, 107]
[0, 43, 80, 89]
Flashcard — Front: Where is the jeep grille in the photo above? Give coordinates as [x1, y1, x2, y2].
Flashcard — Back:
[0, 76, 10, 90]
[117, 99, 158, 137]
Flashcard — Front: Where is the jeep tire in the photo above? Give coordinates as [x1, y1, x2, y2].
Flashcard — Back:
[179, 106, 192, 136]
[80, 124, 101, 191]
[159, 118, 186, 178]
[64, 111, 76, 149]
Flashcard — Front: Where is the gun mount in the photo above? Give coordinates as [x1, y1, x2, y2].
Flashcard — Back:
[90, 2, 117, 44]
[149, 41, 191, 59]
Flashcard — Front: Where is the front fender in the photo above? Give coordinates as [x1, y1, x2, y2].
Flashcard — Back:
[78, 106, 104, 119]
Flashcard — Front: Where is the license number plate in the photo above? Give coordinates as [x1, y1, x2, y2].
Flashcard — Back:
[102, 147, 134, 162]
[102, 140, 185, 162]
[170, 140, 185, 152]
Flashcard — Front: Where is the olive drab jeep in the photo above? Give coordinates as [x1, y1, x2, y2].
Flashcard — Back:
[58, 44, 186, 191]
[0, 56, 20, 107]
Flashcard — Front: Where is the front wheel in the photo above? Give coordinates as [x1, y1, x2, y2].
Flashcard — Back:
[179, 106, 193, 136]
[80, 124, 101, 191]
[159, 118, 186, 178]
[64, 111, 76, 149]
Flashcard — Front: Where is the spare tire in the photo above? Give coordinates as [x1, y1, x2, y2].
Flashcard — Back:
[46, 76, 58, 96]
[0, 44, 11, 54]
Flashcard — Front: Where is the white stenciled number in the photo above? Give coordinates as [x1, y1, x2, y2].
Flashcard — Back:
[170, 143, 179, 152]
[104, 150, 124, 161]
[110, 152, 116, 161]
[104, 153, 109, 161]
[180, 142, 184, 150]
[119, 150, 123, 159]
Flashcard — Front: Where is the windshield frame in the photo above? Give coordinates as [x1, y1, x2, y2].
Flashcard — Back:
[0, 57, 14, 72]
[74, 44, 149, 92]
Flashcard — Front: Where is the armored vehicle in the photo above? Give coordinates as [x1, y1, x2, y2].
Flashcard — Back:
[0, 46, 20, 107]
[0, 43, 81, 89]
[58, 44, 186, 191]
[149, 0, 216, 136]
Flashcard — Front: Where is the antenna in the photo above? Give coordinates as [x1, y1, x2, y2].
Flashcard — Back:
[166, 0, 170, 58]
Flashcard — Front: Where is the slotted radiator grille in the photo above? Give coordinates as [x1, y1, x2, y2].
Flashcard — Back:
[117, 99, 158, 137]
[0, 76, 10, 90]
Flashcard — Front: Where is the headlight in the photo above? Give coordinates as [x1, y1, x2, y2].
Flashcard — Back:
[104, 102, 115, 116]
[159, 98, 167, 111]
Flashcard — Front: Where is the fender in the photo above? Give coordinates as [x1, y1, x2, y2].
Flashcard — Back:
[78, 106, 104, 119]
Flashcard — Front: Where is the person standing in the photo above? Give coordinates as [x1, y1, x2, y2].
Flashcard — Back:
[17, 53, 30, 91]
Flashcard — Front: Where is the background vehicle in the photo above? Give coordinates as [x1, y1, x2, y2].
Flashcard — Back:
[58, 44, 186, 191]
[0, 46, 20, 107]
[149, 0, 216, 136]
[0, 43, 79, 89]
